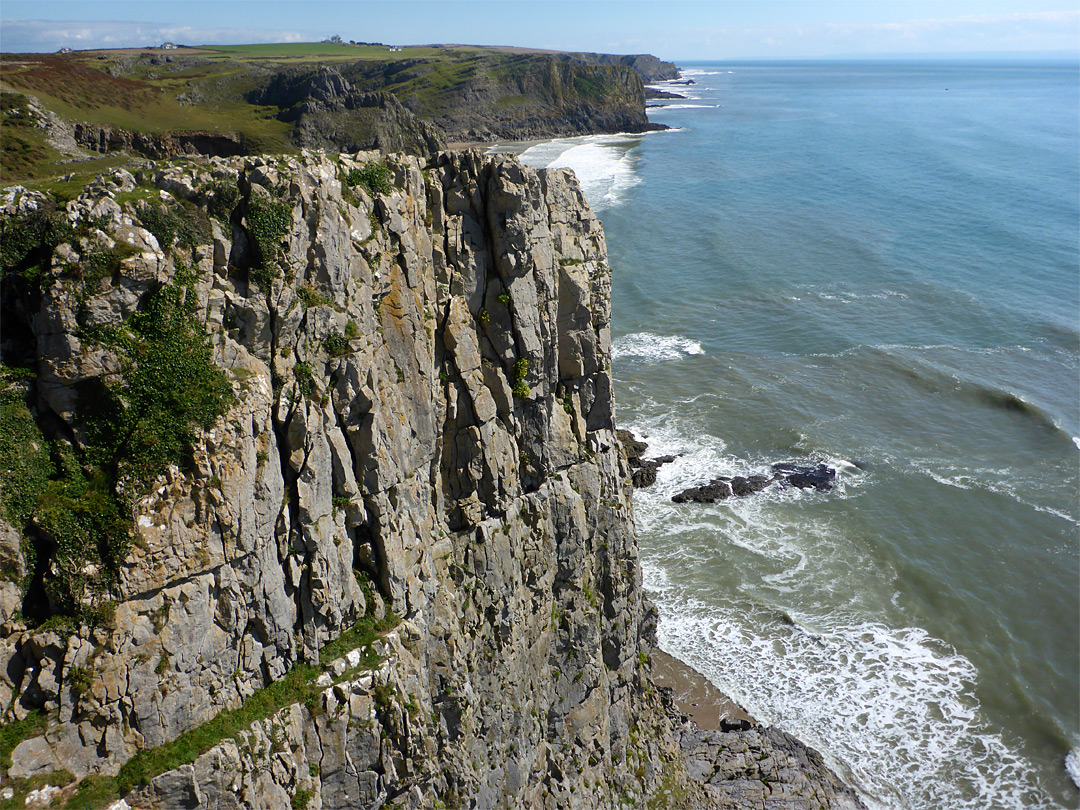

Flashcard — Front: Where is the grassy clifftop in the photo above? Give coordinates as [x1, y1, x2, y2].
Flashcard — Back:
[0, 42, 668, 187]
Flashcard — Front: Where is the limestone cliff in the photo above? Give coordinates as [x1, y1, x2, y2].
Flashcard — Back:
[0, 152, 864, 810]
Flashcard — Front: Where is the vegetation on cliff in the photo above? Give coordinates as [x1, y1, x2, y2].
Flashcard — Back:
[0, 200, 232, 619]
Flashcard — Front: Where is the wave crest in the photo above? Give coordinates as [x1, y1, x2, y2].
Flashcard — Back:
[613, 332, 704, 362]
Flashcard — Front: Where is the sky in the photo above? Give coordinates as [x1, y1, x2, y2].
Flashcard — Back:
[1, 1, 1078, 59]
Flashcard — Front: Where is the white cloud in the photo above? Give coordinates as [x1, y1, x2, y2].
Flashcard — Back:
[0, 20, 313, 52]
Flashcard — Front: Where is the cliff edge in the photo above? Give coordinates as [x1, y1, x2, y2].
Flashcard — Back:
[0, 151, 864, 809]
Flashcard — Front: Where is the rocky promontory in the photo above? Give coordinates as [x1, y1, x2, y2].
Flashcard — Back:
[0, 150, 862, 809]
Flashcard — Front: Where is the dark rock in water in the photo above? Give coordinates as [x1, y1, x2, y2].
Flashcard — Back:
[730, 475, 772, 497]
[645, 87, 687, 100]
[672, 478, 733, 503]
[674, 462, 838, 503]
[772, 462, 836, 491]
[631, 455, 677, 488]
[616, 431, 679, 488]
[617, 429, 648, 463]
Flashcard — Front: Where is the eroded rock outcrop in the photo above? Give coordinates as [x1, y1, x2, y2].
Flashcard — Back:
[0, 152, 862, 809]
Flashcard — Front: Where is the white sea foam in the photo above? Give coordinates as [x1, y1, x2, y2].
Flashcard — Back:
[1066, 748, 1080, 788]
[1072, 436, 1080, 450]
[646, 103, 718, 111]
[647, 587, 1053, 810]
[624, 415, 1051, 809]
[816, 289, 909, 302]
[518, 134, 643, 210]
[613, 332, 704, 362]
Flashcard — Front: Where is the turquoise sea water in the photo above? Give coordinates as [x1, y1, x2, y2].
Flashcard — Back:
[508, 60, 1079, 809]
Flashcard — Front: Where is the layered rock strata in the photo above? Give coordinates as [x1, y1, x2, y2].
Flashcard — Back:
[0, 151, 862, 809]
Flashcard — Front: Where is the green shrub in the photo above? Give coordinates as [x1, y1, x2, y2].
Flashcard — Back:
[511, 357, 529, 398]
[0, 371, 53, 532]
[294, 362, 315, 400]
[32, 455, 129, 614]
[246, 188, 292, 277]
[138, 200, 211, 255]
[206, 181, 240, 223]
[0, 205, 73, 285]
[291, 788, 313, 810]
[345, 162, 393, 197]
[67, 665, 93, 697]
[297, 286, 331, 309]
[82, 278, 234, 490]
[323, 332, 349, 357]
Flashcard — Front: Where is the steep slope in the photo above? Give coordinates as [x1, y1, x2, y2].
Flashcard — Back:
[0, 152, 864, 810]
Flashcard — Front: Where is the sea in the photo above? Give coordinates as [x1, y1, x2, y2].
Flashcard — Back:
[498, 60, 1080, 810]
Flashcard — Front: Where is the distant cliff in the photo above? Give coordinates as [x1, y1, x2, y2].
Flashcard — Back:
[565, 52, 679, 83]
[270, 55, 662, 143]
[0, 45, 666, 183]
[0, 152, 864, 809]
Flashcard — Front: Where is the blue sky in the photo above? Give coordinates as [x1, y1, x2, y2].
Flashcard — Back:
[2, 1, 1078, 58]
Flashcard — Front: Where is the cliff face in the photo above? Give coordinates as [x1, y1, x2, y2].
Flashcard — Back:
[564, 53, 679, 83]
[0, 153, 865, 810]
[0, 150, 682, 807]
[338, 56, 660, 142]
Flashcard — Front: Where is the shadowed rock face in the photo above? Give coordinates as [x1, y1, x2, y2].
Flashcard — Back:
[72, 123, 249, 159]
[247, 67, 446, 155]
[0, 152, 864, 810]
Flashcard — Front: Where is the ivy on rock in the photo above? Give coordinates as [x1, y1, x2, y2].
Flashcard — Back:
[0, 262, 232, 620]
